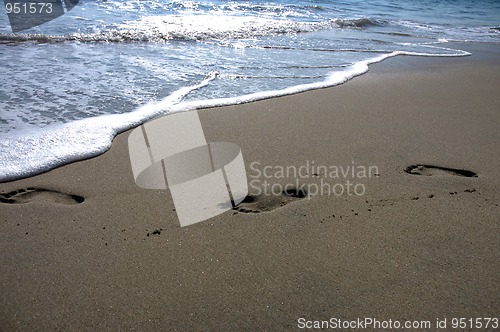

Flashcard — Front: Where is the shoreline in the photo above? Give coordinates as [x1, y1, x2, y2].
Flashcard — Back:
[1, 42, 499, 330]
[0, 42, 475, 184]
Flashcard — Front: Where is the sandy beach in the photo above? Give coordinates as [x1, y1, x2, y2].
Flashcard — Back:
[1, 42, 499, 330]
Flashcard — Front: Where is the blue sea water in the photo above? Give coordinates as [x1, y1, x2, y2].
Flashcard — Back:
[0, 0, 499, 181]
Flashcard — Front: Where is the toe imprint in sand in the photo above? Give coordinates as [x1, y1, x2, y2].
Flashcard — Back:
[405, 165, 477, 177]
[0, 188, 84, 205]
[234, 187, 307, 214]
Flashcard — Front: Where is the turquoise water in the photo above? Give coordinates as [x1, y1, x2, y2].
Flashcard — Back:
[0, 0, 499, 181]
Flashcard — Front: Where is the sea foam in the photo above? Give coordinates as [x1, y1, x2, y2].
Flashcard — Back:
[0, 49, 469, 183]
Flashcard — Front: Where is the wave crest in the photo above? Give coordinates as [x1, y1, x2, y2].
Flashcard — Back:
[0, 16, 381, 44]
[332, 18, 383, 28]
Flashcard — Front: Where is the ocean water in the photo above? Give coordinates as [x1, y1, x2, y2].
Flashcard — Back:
[0, 0, 499, 182]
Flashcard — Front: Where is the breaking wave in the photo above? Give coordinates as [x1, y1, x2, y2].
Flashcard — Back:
[0, 16, 383, 44]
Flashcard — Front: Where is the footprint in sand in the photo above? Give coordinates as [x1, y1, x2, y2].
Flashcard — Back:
[234, 187, 307, 214]
[405, 165, 477, 178]
[0, 188, 84, 205]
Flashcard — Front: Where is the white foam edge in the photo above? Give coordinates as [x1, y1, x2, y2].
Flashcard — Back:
[0, 49, 470, 183]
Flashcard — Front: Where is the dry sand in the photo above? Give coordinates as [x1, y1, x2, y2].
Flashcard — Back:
[1, 43, 499, 331]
